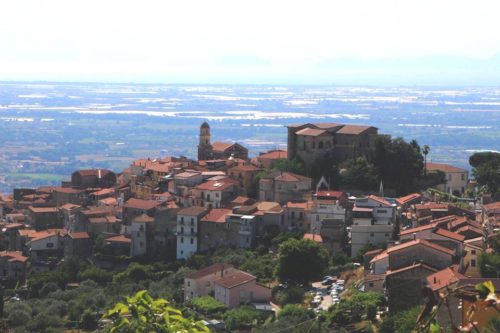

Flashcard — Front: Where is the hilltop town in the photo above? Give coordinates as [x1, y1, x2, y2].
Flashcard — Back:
[0, 121, 498, 332]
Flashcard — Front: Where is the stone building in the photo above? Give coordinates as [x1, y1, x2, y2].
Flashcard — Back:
[197, 122, 248, 161]
[287, 123, 378, 174]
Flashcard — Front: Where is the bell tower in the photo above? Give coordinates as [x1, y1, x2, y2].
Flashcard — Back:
[198, 121, 212, 160]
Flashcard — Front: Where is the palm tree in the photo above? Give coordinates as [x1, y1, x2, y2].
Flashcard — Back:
[422, 145, 430, 176]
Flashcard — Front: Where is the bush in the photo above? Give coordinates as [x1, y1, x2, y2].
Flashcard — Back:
[274, 286, 305, 306]
[190, 296, 226, 314]
[80, 309, 98, 330]
[224, 305, 267, 330]
[77, 266, 113, 285]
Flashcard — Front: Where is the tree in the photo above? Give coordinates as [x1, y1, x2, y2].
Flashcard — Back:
[374, 136, 424, 195]
[78, 266, 113, 285]
[340, 157, 378, 190]
[422, 145, 430, 176]
[80, 309, 98, 331]
[469, 151, 500, 196]
[483, 317, 500, 333]
[271, 158, 305, 175]
[103, 290, 209, 333]
[479, 252, 500, 278]
[276, 238, 329, 284]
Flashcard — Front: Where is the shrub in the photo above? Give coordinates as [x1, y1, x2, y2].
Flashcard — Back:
[190, 296, 226, 314]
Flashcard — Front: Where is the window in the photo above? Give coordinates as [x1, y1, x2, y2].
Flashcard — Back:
[181, 227, 184, 234]
[187, 281, 191, 287]
[471, 259, 476, 267]
[137, 232, 140, 237]
[318, 141, 323, 149]
[181, 217, 184, 223]
[370, 233, 374, 237]
[312, 141, 316, 149]
[216, 193, 219, 197]
[316, 215, 319, 221]
[471, 250, 476, 255]
[139, 242, 143, 247]
[190, 238, 194, 244]
[385, 233, 389, 237]
[369, 283, 374, 287]
[180, 237, 184, 243]
[461, 174, 465, 181]
[448, 174, 452, 181]
[46, 243, 54, 248]
[291, 212, 295, 219]
[191, 218, 194, 223]
[191, 227, 195, 234]
[181, 250, 184, 254]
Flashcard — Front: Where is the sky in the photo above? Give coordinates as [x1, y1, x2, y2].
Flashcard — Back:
[1, 0, 500, 85]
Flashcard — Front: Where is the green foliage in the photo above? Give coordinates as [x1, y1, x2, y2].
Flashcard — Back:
[483, 317, 500, 333]
[63, 256, 88, 281]
[469, 151, 500, 196]
[469, 151, 500, 168]
[80, 309, 98, 330]
[190, 296, 226, 314]
[276, 238, 330, 284]
[273, 286, 305, 306]
[255, 304, 315, 333]
[392, 306, 420, 333]
[78, 266, 113, 285]
[328, 291, 384, 326]
[103, 290, 210, 333]
[112, 263, 156, 284]
[340, 157, 378, 190]
[224, 305, 268, 330]
[271, 158, 305, 175]
[478, 252, 500, 278]
[28, 271, 69, 297]
[374, 136, 424, 195]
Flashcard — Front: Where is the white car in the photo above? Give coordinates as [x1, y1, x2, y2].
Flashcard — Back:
[337, 279, 345, 285]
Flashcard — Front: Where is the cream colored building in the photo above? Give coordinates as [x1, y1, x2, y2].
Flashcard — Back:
[427, 163, 468, 195]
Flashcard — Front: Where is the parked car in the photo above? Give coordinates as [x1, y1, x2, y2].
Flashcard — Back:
[313, 296, 322, 304]
[321, 277, 334, 285]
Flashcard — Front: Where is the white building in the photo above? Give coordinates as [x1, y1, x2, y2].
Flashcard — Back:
[176, 206, 207, 259]
[130, 214, 154, 257]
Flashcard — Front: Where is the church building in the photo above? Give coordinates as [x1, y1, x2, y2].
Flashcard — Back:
[197, 122, 249, 161]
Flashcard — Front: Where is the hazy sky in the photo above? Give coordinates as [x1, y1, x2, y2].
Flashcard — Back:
[1, 0, 500, 85]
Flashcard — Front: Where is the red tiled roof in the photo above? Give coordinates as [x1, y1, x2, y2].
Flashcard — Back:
[2, 223, 25, 230]
[396, 193, 422, 206]
[195, 179, 237, 191]
[303, 233, 323, 243]
[258, 150, 288, 160]
[368, 195, 392, 207]
[364, 248, 384, 257]
[28, 206, 58, 213]
[456, 225, 483, 237]
[133, 214, 154, 223]
[124, 198, 162, 211]
[387, 239, 455, 256]
[89, 216, 117, 224]
[0, 251, 28, 263]
[201, 209, 232, 223]
[212, 141, 234, 152]
[68, 231, 90, 240]
[215, 271, 256, 289]
[186, 263, 234, 279]
[52, 187, 85, 194]
[315, 191, 345, 199]
[177, 206, 207, 217]
[231, 196, 253, 205]
[60, 203, 81, 210]
[400, 223, 437, 236]
[229, 164, 259, 172]
[426, 266, 465, 291]
[386, 262, 437, 276]
[274, 172, 311, 182]
[415, 203, 449, 211]
[370, 251, 389, 263]
[336, 125, 375, 135]
[311, 123, 343, 130]
[433, 228, 466, 242]
[105, 235, 131, 244]
[286, 201, 312, 209]
[295, 128, 328, 136]
[426, 163, 466, 173]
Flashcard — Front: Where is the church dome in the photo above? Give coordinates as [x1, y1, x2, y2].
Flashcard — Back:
[201, 121, 210, 129]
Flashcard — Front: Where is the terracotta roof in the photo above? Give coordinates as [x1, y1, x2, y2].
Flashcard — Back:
[124, 198, 162, 211]
[215, 271, 256, 289]
[258, 150, 288, 160]
[105, 235, 131, 244]
[369, 251, 389, 263]
[60, 203, 80, 210]
[256, 201, 282, 212]
[91, 188, 115, 196]
[433, 228, 466, 242]
[133, 214, 154, 223]
[2, 223, 25, 230]
[426, 265, 465, 291]
[98, 197, 118, 206]
[201, 209, 232, 223]
[396, 193, 422, 206]
[186, 263, 234, 279]
[364, 274, 385, 282]
[272, 172, 311, 182]
[400, 223, 437, 236]
[212, 141, 234, 152]
[67, 231, 90, 240]
[295, 128, 328, 136]
[89, 216, 117, 224]
[303, 233, 323, 243]
[0, 251, 28, 263]
[311, 123, 343, 130]
[336, 125, 375, 135]
[28, 206, 58, 213]
[456, 225, 483, 237]
[286, 201, 312, 210]
[415, 203, 449, 211]
[29, 231, 60, 242]
[195, 179, 237, 191]
[386, 262, 437, 276]
[175, 171, 201, 178]
[177, 206, 207, 217]
[231, 196, 253, 205]
[483, 201, 500, 211]
[426, 163, 466, 173]
[387, 239, 455, 256]
[367, 195, 393, 207]
[229, 164, 259, 172]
